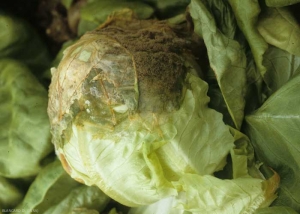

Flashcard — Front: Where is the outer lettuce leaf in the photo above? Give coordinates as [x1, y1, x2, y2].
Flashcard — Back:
[254, 206, 298, 214]
[16, 160, 110, 214]
[0, 59, 52, 178]
[173, 173, 278, 214]
[72, 209, 99, 214]
[78, 0, 154, 35]
[0, 12, 51, 75]
[176, 129, 276, 212]
[108, 208, 118, 214]
[43, 39, 78, 81]
[263, 45, 300, 95]
[61, 0, 73, 9]
[228, 0, 268, 78]
[257, 7, 300, 57]
[245, 73, 300, 212]
[156, 74, 235, 177]
[129, 127, 279, 214]
[189, 0, 247, 129]
[142, 0, 190, 19]
[265, 0, 300, 7]
[205, 0, 237, 39]
[129, 197, 189, 214]
[229, 128, 260, 179]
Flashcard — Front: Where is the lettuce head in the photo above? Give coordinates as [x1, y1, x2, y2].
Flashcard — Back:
[48, 12, 278, 213]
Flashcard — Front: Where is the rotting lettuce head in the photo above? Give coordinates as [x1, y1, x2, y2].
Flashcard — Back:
[48, 15, 278, 211]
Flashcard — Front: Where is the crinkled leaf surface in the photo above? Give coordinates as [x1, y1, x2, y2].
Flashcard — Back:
[129, 127, 278, 214]
[263, 45, 300, 95]
[156, 74, 235, 177]
[229, 127, 259, 179]
[257, 7, 300, 57]
[173, 173, 278, 214]
[245, 73, 300, 212]
[189, 0, 247, 129]
[129, 197, 188, 214]
[17, 160, 110, 214]
[0, 59, 52, 178]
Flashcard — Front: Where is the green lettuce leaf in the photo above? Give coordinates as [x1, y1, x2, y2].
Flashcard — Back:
[263, 45, 300, 95]
[254, 206, 298, 214]
[189, 0, 247, 129]
[78, 0, 154, 35]
[206, 81, 235, 127]
[143, 0, 190, 19]
[129, 197, 188, 214]
[228, 0, 268, 78]
[16, 160, 110, 214]
[173, 173, 278, 213]
[229, 127, 260, 179]
[0, 12, 51, 75]
[61, 0, 73, 9]
[0, 59, 53, 178]
[72, 208, 99, 214]
[0, 176, 24, 210]
[158, 73, 236, 176]
[257, 7, 300, 57]
[107, 208, 118, 214]
[128, 127, 279, 213]
[265, 0, 300, 7]
[245, 73, 300, 212]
